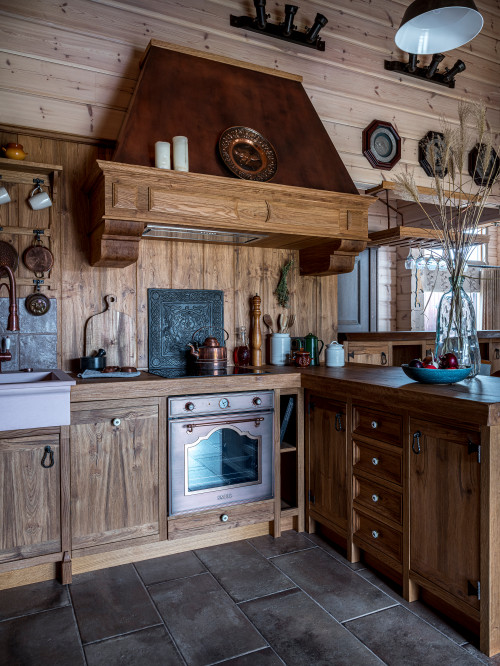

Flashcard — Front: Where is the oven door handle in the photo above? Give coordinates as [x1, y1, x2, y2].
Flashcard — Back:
[185, 417, 265, 433]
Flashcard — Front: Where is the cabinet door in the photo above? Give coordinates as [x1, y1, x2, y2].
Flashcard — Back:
[70, 401, 159, 549]
[0, 434, 61, 562]
[307, 396, 348, 534]
[409, 419, 480, 610]
[347, 343, 389, 366]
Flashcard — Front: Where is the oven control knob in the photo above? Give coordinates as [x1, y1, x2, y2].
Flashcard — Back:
[185, 402, 195, 411]
[219, 398, 229, 409]
[253, 397, 262, 406]
[220, 514, 229, 523]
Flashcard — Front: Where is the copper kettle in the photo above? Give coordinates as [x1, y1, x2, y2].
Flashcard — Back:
[187, 327, 229, 363]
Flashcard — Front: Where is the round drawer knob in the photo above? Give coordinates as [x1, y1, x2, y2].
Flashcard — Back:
[253, 397, 262, 405]
[372, 457, 379, 466]
[372, 494, 379, 503]
[220, 514, 229, 523]
[371, 530, 379, 539]
[185, 402, 195, 411]
[112, 418, 121, 427]
[371, 421, 378, 429]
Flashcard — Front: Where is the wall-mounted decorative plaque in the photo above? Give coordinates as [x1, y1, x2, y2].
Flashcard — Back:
[218, 127, 278, 182]
[418, 131, 448, 178]
[148, 289, 224, 370]
[468, 143, 500, 186]
[362, 120, 401, 170]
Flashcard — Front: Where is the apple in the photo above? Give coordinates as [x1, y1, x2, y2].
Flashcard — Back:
[422, 364, 437, 369]
[408, 359, 424, 368]
[439, 352, 459, 369]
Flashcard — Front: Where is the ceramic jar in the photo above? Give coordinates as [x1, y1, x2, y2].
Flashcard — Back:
[325, 341, 345, 367]
[2, 143, 28, 160]
[270, 333, 291, 366]
[293, 348, 311, 367]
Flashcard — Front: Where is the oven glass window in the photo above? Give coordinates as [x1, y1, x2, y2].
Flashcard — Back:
[187, 427, 259, 492]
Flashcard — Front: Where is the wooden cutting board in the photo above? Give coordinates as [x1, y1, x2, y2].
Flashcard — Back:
[85, 295, 136, 367]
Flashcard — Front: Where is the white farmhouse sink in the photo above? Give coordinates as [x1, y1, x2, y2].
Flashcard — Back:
[0, 369, 75, 432]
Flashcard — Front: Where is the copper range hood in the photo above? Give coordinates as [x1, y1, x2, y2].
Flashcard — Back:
[86, 41, 372, 275]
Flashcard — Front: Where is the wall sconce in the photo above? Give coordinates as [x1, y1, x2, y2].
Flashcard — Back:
[230, 2, 328, 51]
[384, 54, 466, 88]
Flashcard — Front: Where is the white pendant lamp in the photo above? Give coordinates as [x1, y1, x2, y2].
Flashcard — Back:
[395, 0, 483, 55]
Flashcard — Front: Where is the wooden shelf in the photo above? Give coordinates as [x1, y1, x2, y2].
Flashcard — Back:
[0, 158, 63, 186]
[280, 442, 297, 453]
[368, 226, 489, 249]
[281, 500, 299, 515]
[366, 180, 479, 204]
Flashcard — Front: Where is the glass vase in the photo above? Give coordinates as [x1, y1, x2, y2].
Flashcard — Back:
[435, 277, 481, 377]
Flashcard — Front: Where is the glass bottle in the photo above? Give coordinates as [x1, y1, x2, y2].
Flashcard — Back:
[435, 277, 481, 377]
[234, 326, 250, 367]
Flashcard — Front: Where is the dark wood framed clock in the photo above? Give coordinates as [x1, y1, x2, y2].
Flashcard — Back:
[362, 120, 401, 170]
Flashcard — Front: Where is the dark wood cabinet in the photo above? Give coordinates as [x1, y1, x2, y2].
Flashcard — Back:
[409, 419, 481, 611]
[0, 432, 62, 563]
[306, 395, 348, 536]
[70, 399, 161, 551]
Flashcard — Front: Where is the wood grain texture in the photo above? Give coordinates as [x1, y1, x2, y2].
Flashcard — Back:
[84, 293, 136, 366]
[70, 399, 159, 549]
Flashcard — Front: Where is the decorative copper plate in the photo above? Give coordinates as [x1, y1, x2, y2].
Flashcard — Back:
[25, 292, 51, 316]
[0, 241, 19, 273]
[23, 245, 54, 275]
[218, 127, 277, 182]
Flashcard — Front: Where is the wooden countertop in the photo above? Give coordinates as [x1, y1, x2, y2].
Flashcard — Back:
[71, 365, 500, 426]
[338, 331, 500, 341]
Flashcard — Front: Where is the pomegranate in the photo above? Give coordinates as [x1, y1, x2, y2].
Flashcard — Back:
[439, 352, 459, 369]
[422, 363, 437, 369]
[408, 359, 423, 368]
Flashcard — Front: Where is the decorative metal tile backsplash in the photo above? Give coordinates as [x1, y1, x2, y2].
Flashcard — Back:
[148, 289, 224, 370]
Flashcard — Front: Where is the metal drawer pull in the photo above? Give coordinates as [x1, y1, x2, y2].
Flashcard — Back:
[371, 530, 379, 539]
[371, 421, 378, 429]
[335, 413, 343, 432]
[372, 494, 379, 503]
[185, 417, 264, 434]
[41, 445, 54, 469]
[220, 514, 229, 523]
[372, 457, 379, 466]
[112, 418, 121, 427]
[412, 431, 421, 454]
[381, 352, 388, 365]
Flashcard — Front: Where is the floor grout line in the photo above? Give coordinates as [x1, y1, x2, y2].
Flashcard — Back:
[82, 622, 165, 647]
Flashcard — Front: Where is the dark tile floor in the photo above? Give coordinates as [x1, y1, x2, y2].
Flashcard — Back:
[0, 531, 498, 666]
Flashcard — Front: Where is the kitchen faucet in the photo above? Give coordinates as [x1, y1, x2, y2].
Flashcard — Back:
[0, 265, 19, 372]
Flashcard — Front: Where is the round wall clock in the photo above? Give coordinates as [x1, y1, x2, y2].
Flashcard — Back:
[468, 143, 500, 186]
[218, 127, 278, 182]
[419, 131, 448, 178]
[362, 120, 401, 170]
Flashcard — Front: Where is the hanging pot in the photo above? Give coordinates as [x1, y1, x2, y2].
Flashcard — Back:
[23, 231, 54, 277]
[25, 280, 50, 317]
[0, 240, 19, 273]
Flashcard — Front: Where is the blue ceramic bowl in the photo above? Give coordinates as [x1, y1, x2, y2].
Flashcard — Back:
[401, 364, 471, 384]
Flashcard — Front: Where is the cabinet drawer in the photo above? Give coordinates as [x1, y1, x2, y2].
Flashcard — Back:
[167, 500, 274, 540]
[353, 476, 402, 525]
[353, 510, 402, 564]
[353, 441, 402, 486]
[353, 406, 402, 446]
[346, 344, 389, 366]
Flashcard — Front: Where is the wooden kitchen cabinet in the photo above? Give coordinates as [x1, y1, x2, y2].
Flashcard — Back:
[0, 431, 64, 564]
[306, 395, 348, 537]
[70, 398, 163, 551]
[345, 343, 389, 366]
[409, 419, 481, 612]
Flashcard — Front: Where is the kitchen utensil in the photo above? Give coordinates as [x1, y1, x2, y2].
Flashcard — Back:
[287, 314, 296, 332]
[0, 241, 19, 273]
[121, 366, 138, 373]
[23, 230, 54, 276]
[25, 279, 51, 317]
[293, 348, 311, 367]
[325, 341, 345, 367]
[85, 294, 136, 367]
[102, 365, 120, 373]
[79, 349, 107, 372]
[263, 314, 274, 333]
[279, 314, 288, 333]
[2, 143, 27, 160]
[28, 181, 52, 210]
[303, 332, 324, 366]
[187, 328, 229, 366]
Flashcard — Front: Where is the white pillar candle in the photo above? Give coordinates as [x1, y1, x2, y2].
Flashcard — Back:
[173, 136, 189, 172]
[155, 141, 171, 169]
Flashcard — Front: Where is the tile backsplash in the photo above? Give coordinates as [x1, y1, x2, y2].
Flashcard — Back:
[0, 297, 57, 371]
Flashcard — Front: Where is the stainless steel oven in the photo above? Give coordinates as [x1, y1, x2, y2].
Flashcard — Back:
[168, 391, 274, 515]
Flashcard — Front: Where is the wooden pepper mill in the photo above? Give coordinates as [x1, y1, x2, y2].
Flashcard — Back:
[250, 293, 262, 367]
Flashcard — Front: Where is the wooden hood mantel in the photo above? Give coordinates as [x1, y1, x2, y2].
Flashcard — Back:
[85, 160, 371, 275]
